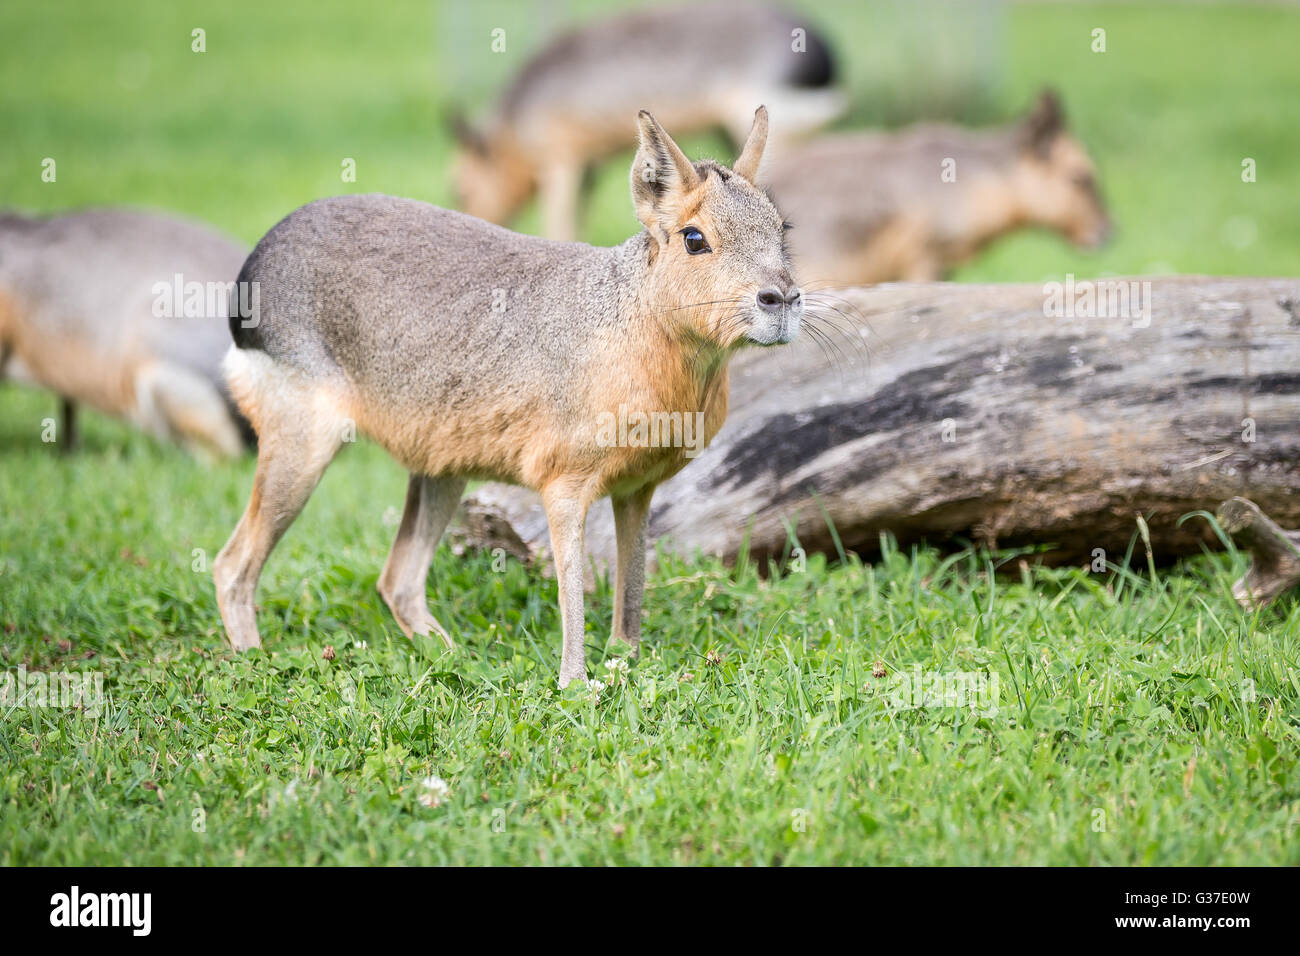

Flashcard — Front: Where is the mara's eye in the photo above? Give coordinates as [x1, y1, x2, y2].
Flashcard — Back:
[682, 227, 710, 255]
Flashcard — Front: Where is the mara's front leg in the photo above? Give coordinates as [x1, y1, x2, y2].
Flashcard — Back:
[542, 479, 597, 687]
[59, 397, 78, 453]
[611, 485, 654, 655]
[538, 161, 582, 242]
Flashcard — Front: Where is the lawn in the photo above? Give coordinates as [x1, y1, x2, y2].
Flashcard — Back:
[1, 0, 1299, 865]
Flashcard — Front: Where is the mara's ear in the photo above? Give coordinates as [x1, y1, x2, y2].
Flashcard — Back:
[448, 109, 489, 157]
[732, 106, 769, 183]
[630, 110, 701, 233]
[1020, 89, 1065, 157]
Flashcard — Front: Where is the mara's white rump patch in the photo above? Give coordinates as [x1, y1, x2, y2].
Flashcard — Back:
[222, 345, 353, 454]
[222, 343, 274, 409]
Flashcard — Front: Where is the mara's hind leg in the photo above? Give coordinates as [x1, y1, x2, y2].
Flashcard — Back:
[377, 473, 466, 647]
[136, 360, 243, 459]
[213, 350, 346, 651]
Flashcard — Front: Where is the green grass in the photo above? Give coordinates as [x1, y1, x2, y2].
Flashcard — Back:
[2, 391, 1298, 865]
[2, 1, 1300, 864]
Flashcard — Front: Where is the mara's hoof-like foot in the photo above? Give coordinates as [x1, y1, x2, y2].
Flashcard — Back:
[380, 585, 455, 650]
[228, 634, 262, 653]
[416, 615, 455, 651]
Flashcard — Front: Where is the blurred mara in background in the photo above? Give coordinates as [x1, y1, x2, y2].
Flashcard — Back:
[0, 209, 253, 458]
[767, 91, 1112, 285]
[449, 0, 845, 240]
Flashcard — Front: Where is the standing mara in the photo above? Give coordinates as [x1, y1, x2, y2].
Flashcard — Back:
[215, 107, 802, 685]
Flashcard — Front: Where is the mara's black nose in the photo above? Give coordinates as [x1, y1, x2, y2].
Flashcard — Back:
[757, 287, 801, 313]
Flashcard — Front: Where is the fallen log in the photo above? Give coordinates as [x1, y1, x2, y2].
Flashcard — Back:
[450, 276, 1300, 575]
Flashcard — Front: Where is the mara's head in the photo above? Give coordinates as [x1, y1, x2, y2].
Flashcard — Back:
[449, 113, 535, 226]
[631, 107, 801, 349]
[1011, 90, 1112, 249]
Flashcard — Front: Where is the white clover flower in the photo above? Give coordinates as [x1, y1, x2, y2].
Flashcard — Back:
[588, 679, 607, 702]
[603, 658, 630, 686]
[417, 775, 451, 808]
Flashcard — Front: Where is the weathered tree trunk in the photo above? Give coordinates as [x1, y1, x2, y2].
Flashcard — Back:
[451, 276, 1300, 575]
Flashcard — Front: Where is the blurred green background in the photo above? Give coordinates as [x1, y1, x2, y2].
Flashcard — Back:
[2, 0, 1298, 282]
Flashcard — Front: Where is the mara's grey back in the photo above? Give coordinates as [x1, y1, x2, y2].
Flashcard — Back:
[767, 124, 1024, 249]
[233, 194, 640, 414]
[0, 207, 247, 387]
[494, 2, 834, 129]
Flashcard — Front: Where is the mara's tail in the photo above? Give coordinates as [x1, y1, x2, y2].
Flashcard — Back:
[226, 253, 263, 352]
